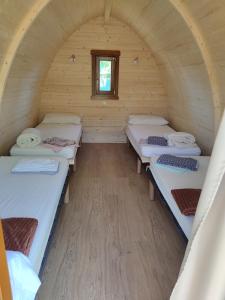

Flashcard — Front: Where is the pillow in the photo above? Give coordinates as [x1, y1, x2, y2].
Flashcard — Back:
[7, 251, 41, 300]
[128, 114, 168, 125]
[42, 113, 81, 124]
[2, 218, 38, 256]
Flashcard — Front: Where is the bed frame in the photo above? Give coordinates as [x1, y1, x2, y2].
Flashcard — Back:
[146, 168, 188, 241]
[39, 168, 71, 276]
[128, 140, 149, 174]
[69, 157, 77, 173]
[0, 168, 71, 298]
[69, 131, 82, 172]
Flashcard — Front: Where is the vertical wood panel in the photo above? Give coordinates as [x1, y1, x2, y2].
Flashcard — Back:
[113, 0, 215, 153]
[40, 17, 168, 143]
[1, 0, 224, 152]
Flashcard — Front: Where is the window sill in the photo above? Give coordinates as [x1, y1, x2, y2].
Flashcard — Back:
[91, 95, 119, 100]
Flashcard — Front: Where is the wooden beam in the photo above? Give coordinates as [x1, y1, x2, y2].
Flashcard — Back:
[104, 0, 113, 23]
[0, 221, 12, 300]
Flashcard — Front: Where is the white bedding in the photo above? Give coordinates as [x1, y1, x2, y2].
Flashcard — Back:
[7, 251, 41, 300]
[149, 156, 210, 239]
[126, 124, 201, 161]
[0, 156, 69, 273]
[10, 123, 82, 160]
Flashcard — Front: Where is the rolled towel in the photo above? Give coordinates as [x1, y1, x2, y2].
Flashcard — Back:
[11, 158, 59, 174]
[16, 128, 42, 148]
[166, 132, 196, 147]
[157, 154, 199, 171]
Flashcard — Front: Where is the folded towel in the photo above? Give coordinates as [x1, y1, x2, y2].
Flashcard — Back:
[165, 132, 196, 147]
[16, 128, 42, 148]
[170, 142, 197, 148]
[147, 136, 168, 146]
[157, 154, 199, 171]
[155, 163, 191, 174]
[11, 159, 59, 174]
[139, 138, 148, 144]
[171, 189, 202, 216]
[43, 137, 76, 147]
[41, 143, 65, 152]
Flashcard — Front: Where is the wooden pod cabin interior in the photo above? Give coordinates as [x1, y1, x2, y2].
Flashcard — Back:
[0, 1, 225, 299]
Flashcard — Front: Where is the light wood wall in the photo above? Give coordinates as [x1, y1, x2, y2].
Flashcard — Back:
[0, 0, 40, 154]
[0, 0, 105, 154]
[1, 0, 225, 153]
[0, 0, 37, 67]
[114, 0, 215, 153]
[181, 0, 225, 123]
[40, 17, 167, 143]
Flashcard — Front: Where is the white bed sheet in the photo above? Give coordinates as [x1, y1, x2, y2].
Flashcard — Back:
[10, 123, 82, 160]
[149, 156, 210, 239]
[126, 124, 201, 161]
[0, 156, 69, 273]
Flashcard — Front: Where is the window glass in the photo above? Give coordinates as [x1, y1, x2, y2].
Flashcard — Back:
[91, 50, 120, 100]
[99, 60, 111, 92]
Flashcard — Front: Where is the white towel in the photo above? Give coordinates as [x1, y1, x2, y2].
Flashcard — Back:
[16, 128, 42, 148]
[11, 159, 59, 174]
[165, 132, 196, 147]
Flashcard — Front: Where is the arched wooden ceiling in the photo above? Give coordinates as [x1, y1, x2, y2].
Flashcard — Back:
[0, 0, 224, 152]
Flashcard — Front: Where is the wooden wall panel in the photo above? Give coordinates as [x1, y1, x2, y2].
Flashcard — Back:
[113, 0, 215, 153]
[0, 0, 37, 66]
[1, 0, 225, 152]
[40, 17, 168, 143]
[0, 0, 105, 154]
[182, 0, 225, 119]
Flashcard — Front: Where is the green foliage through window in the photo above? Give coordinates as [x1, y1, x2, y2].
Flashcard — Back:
[99, 60, 111, 91]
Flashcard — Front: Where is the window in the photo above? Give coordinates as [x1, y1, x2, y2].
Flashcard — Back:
[91, 50, 120, 100]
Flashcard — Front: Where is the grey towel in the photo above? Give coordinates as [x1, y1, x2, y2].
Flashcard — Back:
[157, 154, 198, 171]
[147, 136, 168, 146]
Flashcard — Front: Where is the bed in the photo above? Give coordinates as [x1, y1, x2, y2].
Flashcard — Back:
[0, 156, 69, 274]
[10, 113, 82, 172]
[126, 123, 201, 173]
[147, 156, 210, 239]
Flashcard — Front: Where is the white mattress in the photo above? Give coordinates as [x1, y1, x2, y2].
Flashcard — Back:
[0, 156, 69, 273]
[126, 125, 201, 161]
[10, 123, 82, 160]
[149, 156, 210, 239]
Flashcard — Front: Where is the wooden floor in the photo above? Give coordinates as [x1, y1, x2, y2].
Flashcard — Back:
[37, 144, 186, 300]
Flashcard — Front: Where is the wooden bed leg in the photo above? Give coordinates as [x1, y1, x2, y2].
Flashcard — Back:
[149, 180, 155, 201]
[73, 158, 77, 172]
[137, 158, 142, 174]
[64, 185, 70, 204]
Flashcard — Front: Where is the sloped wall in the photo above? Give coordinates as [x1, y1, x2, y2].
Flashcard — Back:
[114, 0, 215, 153]
[0, 0, 104, 154]
[1, 0, 225, 153]
[40, 17, 167, 142]
[180, 0, 225, 122]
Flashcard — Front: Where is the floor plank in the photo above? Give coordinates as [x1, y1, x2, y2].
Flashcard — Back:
[37, 144, 186, 300]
